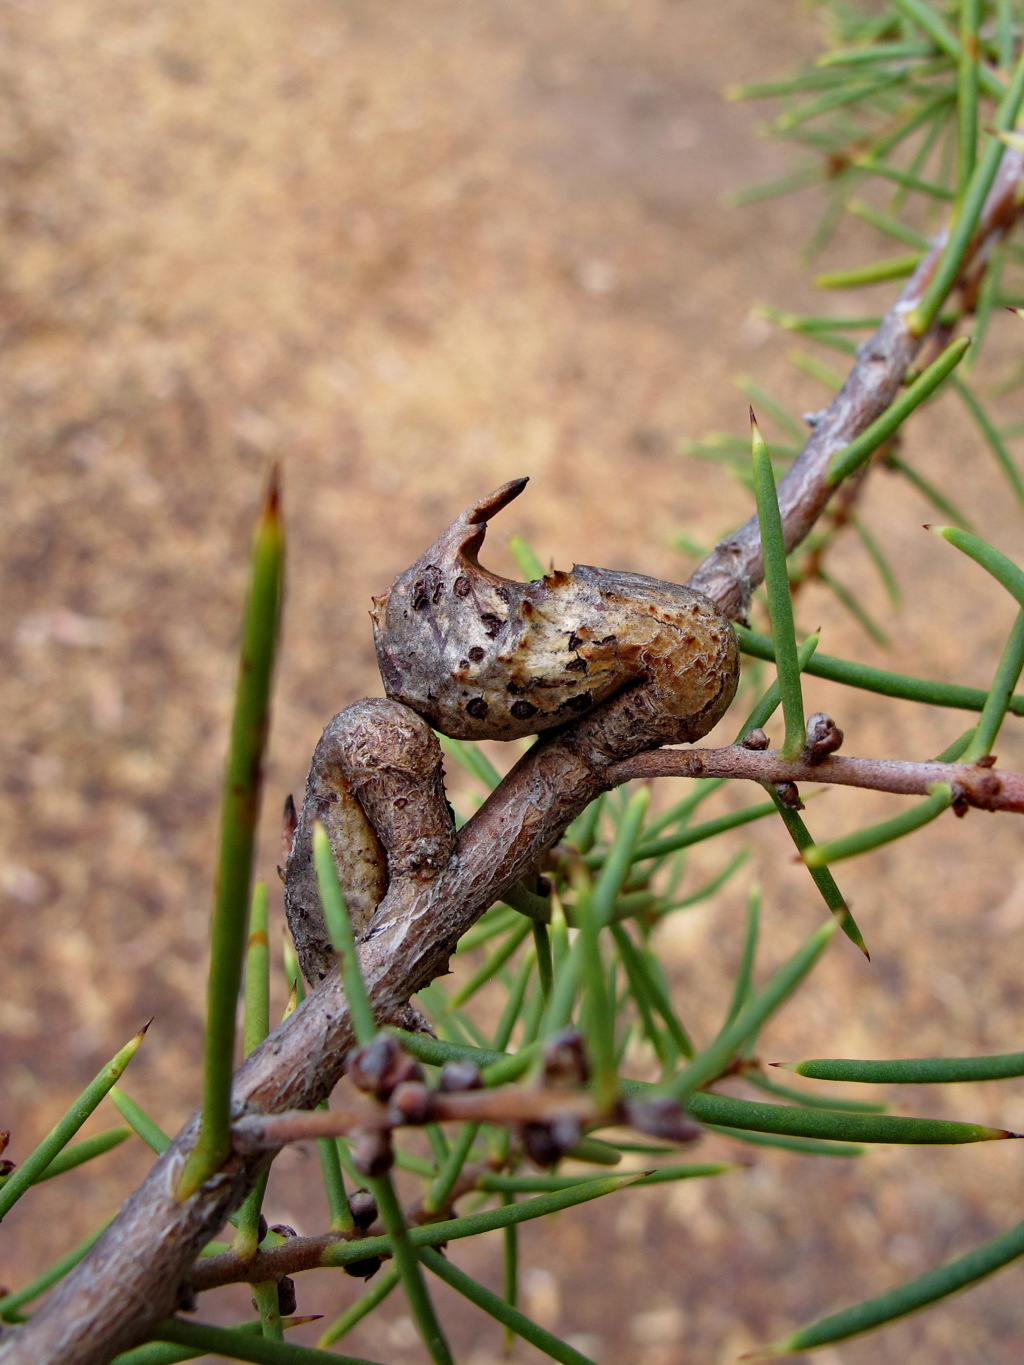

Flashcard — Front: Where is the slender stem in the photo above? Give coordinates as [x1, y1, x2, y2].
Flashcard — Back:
[609, 746, 1024, 815]
[828, 337, 970, 485]
[367, 1176, 453, 1365]
[420, 1246, 598, 1365]
[0, 1029, 146, 1221]
[179, 477, 284, 1200]
[910, 49, 1024, 334]
[751, 414, 805, 758]
[962, 610, 1024, 761]
[956, 0, 980, 205]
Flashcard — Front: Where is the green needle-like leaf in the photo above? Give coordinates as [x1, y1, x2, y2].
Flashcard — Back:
[815, 252, 923, 289]
[818, 567, 891, 647]
[852, 514, 902, 606]
[817, 40, 935, 68]
[600, 798, 777, 865]
[113, 1320, 277, 1365]
[0, 1218, 113, 1321]
[151, 1319, 382, 1365]
[612, 924, 694, 1062]
[317, 1268, 400, 1348]
[848, 199, 929, 248]
[956, 0, 980, 204]
[508, 535, 546, 581]
[769, 797, 868, 954]
[313, 821, 376, 1045]
[670, 920, 837, 1098]
[685, 1092, 1017, 1144]
[437, 734, 502, 790]
[889, 453, 976, 529]
[961, 609, 1024, 760]
[109, 1088, 171, 1155]
[803, 784, 953, 867]
[735, 634, 819, 742]
[448, 920, 532, 1010]
[317, 1172, 649, 1267]
[951, 375, 1024, 507]
[781, 1051, 1024, 1083]
[890, 0, 1004, 99]
[855, 158, 954, 202]
[242, 881, 270, 1057]
[421, 1246, 599, 1365]
[751, 412, 806, 758]
[723, 886, 761, 1028]
[738, 380, 806, 443]
[0, 1127, 131, 1188]
[743, 1070, 886, 1113]
[828, 337, 971, 485]
[318, 1128, 355, 1234]
[910, 46, 1024, 334]
[701, 1126, 864, 1158]
[930, 523, 1024, 607]
[0, 1026, 147, 1220]
[591, 787, 650, 925]
[754, 1216, 1024, 1355]
[367, 1174, 454, 1365]
[734, 623, 1024, 714]
[425, 1122, 483, 1216]
[477, 1165, 727, 1193]
[179, 474, 284, 1200]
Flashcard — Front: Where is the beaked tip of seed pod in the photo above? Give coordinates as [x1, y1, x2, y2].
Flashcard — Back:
[465, 477, 530, 525]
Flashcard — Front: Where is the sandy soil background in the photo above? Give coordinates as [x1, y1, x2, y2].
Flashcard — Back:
[4, 2, 1024, 1362]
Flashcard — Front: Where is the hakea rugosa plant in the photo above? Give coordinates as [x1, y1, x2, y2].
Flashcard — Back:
[10, 5, 1024, 1364]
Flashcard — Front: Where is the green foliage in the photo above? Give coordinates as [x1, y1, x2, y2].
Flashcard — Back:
[8, 5, 1024, 1362]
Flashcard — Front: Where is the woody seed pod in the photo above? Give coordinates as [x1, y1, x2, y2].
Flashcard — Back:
[371, 479, 738, 744]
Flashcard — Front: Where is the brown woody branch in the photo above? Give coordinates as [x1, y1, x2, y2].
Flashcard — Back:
[233, 1087, 603, 1154]
[5, 147, 1024, 1365]
[608, 746, 1024, 814]
[688, 145, 1024, 620]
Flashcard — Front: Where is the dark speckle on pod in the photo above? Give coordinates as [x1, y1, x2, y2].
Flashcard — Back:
[371, 479, 739, 743]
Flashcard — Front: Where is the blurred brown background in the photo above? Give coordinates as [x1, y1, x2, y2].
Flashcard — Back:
[3, 1, 1024, 1361]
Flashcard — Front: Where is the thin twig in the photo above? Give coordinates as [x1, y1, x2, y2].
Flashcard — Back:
[608, 746, 1023, 813]
[233, 1089, 602, 1154]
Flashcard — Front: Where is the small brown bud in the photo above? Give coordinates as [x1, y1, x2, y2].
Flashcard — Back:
[541, 1028, 590, 1089]
[802, 712, 843, 765]
[773, 781, 804, 811]
[438, 1059, 484, 1093]
[346, 1034, 424, 1099]
[520, 1114, 583, 1168]
[626, 1096, 702, 1144]
[281, 793, 298, 865]
[351, 1127, 394, 1178]
[269, 1224, 297, 1241]
[387, 1080, 436, 1126]
[951, 784, 970, 818]
[348, 1188, 378, 1229]
[343, 1255, 385, 1280]
[277, 1277, 297, 1317]
[742, 728, 770, 750]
